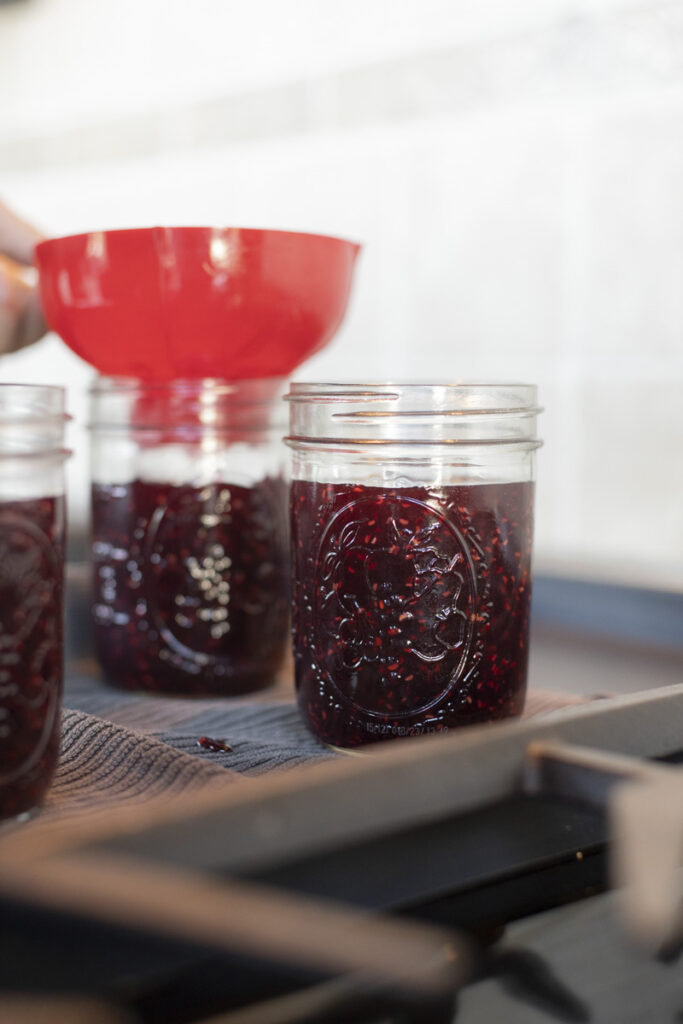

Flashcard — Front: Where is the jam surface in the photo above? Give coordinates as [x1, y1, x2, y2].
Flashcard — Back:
[291, 480, 533, 747]
[0, 497, 64, 819]
[92, 477, 289, 695]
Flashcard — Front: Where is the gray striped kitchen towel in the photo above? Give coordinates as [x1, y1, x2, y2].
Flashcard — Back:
[5, 671, 585, 828]
[64, 671, 336, 777]
[64, 672, 587, 780]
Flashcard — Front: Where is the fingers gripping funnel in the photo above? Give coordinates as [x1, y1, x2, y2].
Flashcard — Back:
[35, 227, 361, 380]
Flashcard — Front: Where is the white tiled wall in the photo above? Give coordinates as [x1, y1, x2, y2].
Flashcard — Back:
[1, 0, 681, 587]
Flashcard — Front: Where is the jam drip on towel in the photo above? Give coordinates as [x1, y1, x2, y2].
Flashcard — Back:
[291, 480, 533, 748]
[92, 478, 289, 695]
[0, 497, 64, 819]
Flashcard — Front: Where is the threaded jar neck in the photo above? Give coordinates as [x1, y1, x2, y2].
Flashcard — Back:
[286, 382, 542, 448]
[0, 384, 70, 458]
[90, 376, 288, 437]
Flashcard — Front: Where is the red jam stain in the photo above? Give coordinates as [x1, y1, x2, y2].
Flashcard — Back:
[92, 478, 289, 696]
[197, 736, 232, 752]
[0, 497, 64, 819]
[291, 480, 533, 748]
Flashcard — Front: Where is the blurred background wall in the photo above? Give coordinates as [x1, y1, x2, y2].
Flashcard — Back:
[0, 0, 681, 588]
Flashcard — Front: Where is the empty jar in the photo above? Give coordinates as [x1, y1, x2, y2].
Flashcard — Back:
[0, 384, 69, 820]
[90, 377, 289, 696]
[287, 383, 542, 748]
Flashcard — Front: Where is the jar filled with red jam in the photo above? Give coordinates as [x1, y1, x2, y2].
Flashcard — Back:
[90, 377, 289, 696]
[0, 385, 69, 820]
[286, 383, 542, 748]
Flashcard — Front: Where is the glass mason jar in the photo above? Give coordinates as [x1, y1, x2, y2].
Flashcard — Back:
[90, 377, 289, 696]
[0, 385, 69, 820]
[286, 382, 542, 748]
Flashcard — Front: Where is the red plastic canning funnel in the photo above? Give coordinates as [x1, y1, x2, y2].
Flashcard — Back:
[35, 227, 361, 380]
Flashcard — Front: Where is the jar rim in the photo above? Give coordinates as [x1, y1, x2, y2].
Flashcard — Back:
[0, 448, 72, 461]
[0, 385, 70, 458]
[90, 375, 288, 395]
[0, 382, 65, 393]
[285, 437, 542, 448]
[89, 375, 288, 432]
[0, 382, 69, 414]
[286, 381, 542, 447]
[287, 380, 538, 397]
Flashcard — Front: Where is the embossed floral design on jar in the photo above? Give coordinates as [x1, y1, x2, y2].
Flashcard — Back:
[287, 383, 541, 749]
[0, 386, 69, 820]
[314, 492, 477, 714]
[90, 378, 289, 696]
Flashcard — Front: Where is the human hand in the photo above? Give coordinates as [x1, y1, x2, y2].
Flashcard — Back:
[0, 201, 47, 356]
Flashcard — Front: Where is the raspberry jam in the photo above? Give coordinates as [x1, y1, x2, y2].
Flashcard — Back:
[291, 480, 533, 748]
[0, 497, 64, 819]
[92, 477, 289, 695]
[197, 736, 232, 752]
